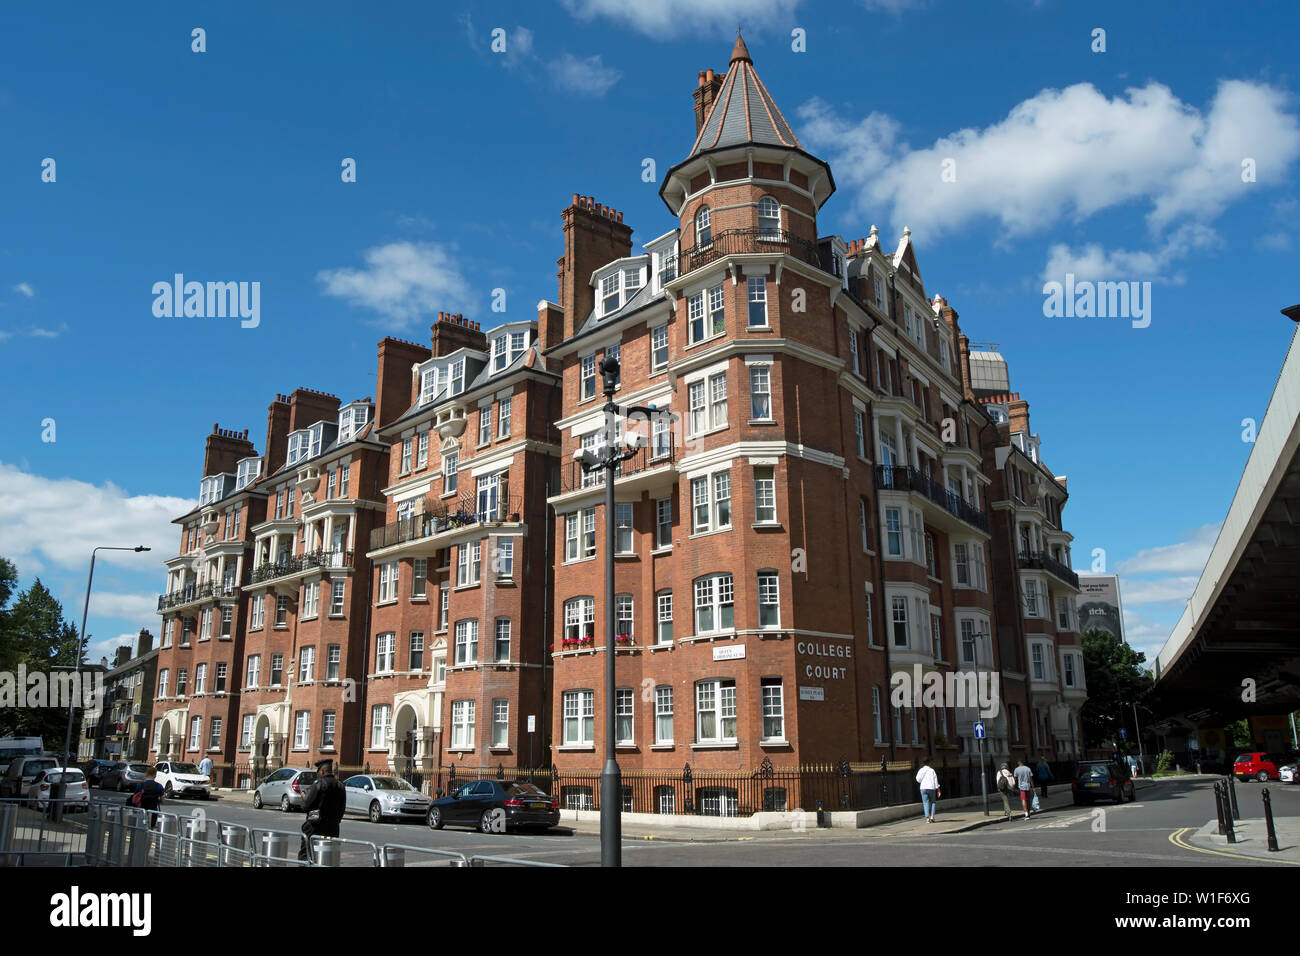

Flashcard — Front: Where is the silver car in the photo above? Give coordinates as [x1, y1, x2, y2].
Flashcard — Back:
[252, 767, 318, 811]
[343, 774, 432, 823]
[102, 762, 151, 792]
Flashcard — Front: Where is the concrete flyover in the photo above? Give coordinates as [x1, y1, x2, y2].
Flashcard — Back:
[1151, 322, 1300, 755]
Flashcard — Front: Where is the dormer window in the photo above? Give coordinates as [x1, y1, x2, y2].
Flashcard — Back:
[309, 423, 324, 458]
[624, 268, 642, 293]
[658, 250, 677, 288]
[199, 476, 223, 505]
[449, 359, 465, 396]
[601, 273, 621, 315]
[492, 335, 508, 373]
[420, 367, 440, 405]
[235, 458, 262, 491]
[337, 404, 370, 442]
[509, 330, 526, 361]
[287, 431, 308, 465]
[758, 196, 780, 240]
[696, 207, 711, 248]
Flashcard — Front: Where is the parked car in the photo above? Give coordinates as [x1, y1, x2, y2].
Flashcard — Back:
[27, 768, 90, 812]
[1233, 752, 1289, 782]
[1279, 760, 1298, 784]
[427, 779, 560, 833]
[0, 737, 45, 778]
[252, 768, 318, 811]
[343, 774, 432, 823]
[81, 759, 121, 787]
[101, 762, 151, 792]
[1071, 759, 1135, 805]
[1, 755, 60, 798]
[153, 760, 211, 799]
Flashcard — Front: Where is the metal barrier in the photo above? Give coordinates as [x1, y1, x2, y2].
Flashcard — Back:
[377, 843, 473, 867]
[466, 854, 566, 868]
[0, 797, 90, 865]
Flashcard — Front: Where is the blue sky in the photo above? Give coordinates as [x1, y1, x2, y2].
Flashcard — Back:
[1, 0, 1297, 666]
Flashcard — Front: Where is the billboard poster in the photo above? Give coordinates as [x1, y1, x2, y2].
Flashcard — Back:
[1077, 574, 1124, 640]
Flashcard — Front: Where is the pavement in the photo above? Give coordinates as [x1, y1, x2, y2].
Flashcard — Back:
[1180, 816, 1300, 864]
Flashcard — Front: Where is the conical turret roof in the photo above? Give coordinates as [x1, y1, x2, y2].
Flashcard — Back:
[688, 30, 801, 158]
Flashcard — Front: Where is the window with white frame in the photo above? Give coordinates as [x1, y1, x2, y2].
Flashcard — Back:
[655, 685, 674, 743]
[565, 508, 597, 560]
[709, 371, 728, 427]
[240, 714, 253, 750]
[157, 669, 169, 698]
[1024, 579, 1040, 617]
[375, 632, 394, 673]
[498, 398, 511, 438]
[1063, 652, 1077, 688]
[564, 597, 595, 644]
[400, 437, 412, 473]
[456, 540, 481, 586]
[694, 574, 735, 634]
[371, 704, 391, 749]
[848, 328, 860, 375]
[494, 537, 514, 578]
[761, 677, 784, 740]
[615, 687, 633, 745]
[690, 470, 732, 533]
[476, 472, 501, 520]
[269, 655, 282, 686]
[695, 206, 711, 247]
[420, 366, 439, 404]
[655, 498, 672, 548]
[931, 615, 942, 659]
[866, 590, 875, 646]
[1056, 596, 1073, 631]
[885, 507, 903, 557]
[891, 596, 909, 648]
[688, 292, 706, 344]
[754, 466, 776, 524]
[302, 580, 319, 619]
[758, 572, 780, 628]
[454, 620, 478, 665]
[580, 354, 597, 400]
[688, 379, 707, 434]
[747, 277, 767, 327]
[478, 405, 492, 446]
[411, 558, 427, 598]
[696, 679, 736, 743]
[651, 408, 671, 458]
[439, 588, 449, 631]
[615, 503, 634, 554]
[293, 711, 310, 750]
[215, 662, 227, 693]
[615, 593, 634, 640]
[327, 644, 340, 681]
[189, 716, 201, 750]
[872, 687, 884, 743]
[854, 410, 866, 458]
[321, 710, 336, 749]
[448, 358, 465, 396]
[651, 324, 668, 369]
[195, 663, 207, 694]
[907, 509, 924, 566]
[601, 272, 621, 315]
[491, 699, 509, 747]
[200, 608, 212, 641]
[758, 195, 780, 238]
[245, 656, 259, 689]
[492, 334, 509, 372]
[378, 562, 398, 603]
[330, 580, 345, 616]
[1031, 643, 1046, 681]
[298, 646, 315, 683]
[443, 451, 458, 493]
[563, 689, 594, 746]
[656, 590, 672, 644]
[960, 619, 976, 666]
[749, 365, 771, 420]
[494, 618, 510, 662]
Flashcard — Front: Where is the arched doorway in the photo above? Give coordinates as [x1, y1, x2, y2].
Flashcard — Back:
[252, 715, 272, 784]
[156, 720, 172, 761]
[393, 704, 421, 784]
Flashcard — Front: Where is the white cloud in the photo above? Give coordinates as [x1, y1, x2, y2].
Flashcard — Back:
[1121, 609, 1170, 664]
[13, 282, 34, 297]
[548, 53, 623, 97]
[799, 79, 1300, 241]
[1257, 231, 1292, 251]
[89, 592, 160, 623]
[0, 462, 192, 574]
[561, 0, 800, 35]
[1041, 223, 1220, 283]
[317, 241, 474, 327]
[1116, 524, 1220, 576]
[1116, 575, 1201, 607]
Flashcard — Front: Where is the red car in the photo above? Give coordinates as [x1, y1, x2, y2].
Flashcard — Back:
[1233, 752, 1289, 782]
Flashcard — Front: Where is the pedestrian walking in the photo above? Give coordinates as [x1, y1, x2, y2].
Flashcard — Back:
[1035, 755, 1053, 799]
[132, 766, 166, 829]
[915, 756, 941, 823]
[298, 759, 346, 862]
[1013, 757, 1034, 819]
[198, 755, 214, 781]
[995, 762, 1016, 819]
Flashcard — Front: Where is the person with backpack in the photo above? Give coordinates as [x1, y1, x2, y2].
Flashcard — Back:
[995, 762, 1016, 819]
[131, 766, 166, 828]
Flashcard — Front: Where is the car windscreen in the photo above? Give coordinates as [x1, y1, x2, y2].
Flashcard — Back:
[46, 771, 85, 784]
[1078, 764, 1111, 779]
[128, 764, 151, 773]
[1233, 754, 1256, 763]
[297, 772, 318, 784]
[371, 777, 415, 791]
[171, 762, 201, 774]
[24, 760, 56, 775]
[506, 783, 548, 797]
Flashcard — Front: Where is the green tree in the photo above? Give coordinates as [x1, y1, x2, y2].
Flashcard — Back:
[1080, 629, 1154, 752]
[0, 561, 86, 742]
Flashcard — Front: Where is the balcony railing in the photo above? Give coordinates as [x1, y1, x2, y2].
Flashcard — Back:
[676, 227, 821, 277]
[369, 493, 524, 552]
[560, 442, 677, 495]
[250, 549, 355, 584]
[1017, 550, 1080, 589]
[874, 465, 990, 533]
[157, 581, 242, 611]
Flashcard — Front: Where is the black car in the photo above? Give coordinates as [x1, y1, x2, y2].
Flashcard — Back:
[1071, 759, 1135, 805]
[427, 780, 560, 833]
[81, 759, 121, 787]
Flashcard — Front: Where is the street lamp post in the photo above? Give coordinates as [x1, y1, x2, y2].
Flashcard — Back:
[573, 356, 673, 867]
[53, 545, 151, 821]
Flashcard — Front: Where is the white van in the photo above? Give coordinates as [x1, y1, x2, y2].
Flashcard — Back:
[0, 737, 45, 776]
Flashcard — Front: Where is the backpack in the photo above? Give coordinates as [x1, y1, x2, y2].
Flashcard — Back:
[997, 773, 1010, 793]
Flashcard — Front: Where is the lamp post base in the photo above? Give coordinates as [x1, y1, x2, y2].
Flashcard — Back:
[600, 759, 621, 867]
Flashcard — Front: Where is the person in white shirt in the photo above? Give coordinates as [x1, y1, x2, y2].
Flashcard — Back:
[995, 762, 1016, 819]
[915, 757, 941, 823]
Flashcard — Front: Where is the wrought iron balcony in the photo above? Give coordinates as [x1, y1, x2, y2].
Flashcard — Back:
[369, 493, 525, 552]
[560, 441, 677, 495]
[1017, 550, 1080, 589]
[250, 549, 355, 584]
[156, 581, 240, 611]
[874, 464, 990, 533]
[677, 227, 821, 277]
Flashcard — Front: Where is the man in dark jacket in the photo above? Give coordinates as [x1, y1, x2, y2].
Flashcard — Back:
[298, 759, 346, 862]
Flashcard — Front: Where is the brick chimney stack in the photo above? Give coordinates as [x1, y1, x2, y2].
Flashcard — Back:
[265, 394, 292, 476]
[694, 68, 725, 135]
[288, 387, 341, 432]
[1008, 394, 1031, 436]
[430, 312, 488, 357]
[957, 333, 974, 401]
[556, 194, 634, 345]
[202, 424, 255, 478]
[376, 336, 432, 427]
[136, 628, 153, 658]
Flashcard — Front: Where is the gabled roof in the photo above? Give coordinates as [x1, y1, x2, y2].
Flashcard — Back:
[688, 31, 802, 159]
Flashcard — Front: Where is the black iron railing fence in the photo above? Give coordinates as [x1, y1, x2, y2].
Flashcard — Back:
[874, 465, 991, 533]
[157, 581, 242, 611]
[249, 549, 354, 584]
[677, 227, 821, 276]
[369, 493, 525, 551]
[1017, 550, 1080, 589]
[561, 441, 677, 494]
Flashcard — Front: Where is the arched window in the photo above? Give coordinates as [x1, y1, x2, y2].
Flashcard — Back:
[696, 206, 711, 247]
[758, 196, 780, 239]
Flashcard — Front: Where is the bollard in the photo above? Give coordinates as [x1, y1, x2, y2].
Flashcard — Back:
[1213, 781, 1227, 835]
[221, 824, 249, 866]
[1227, 774, 1240, 820]
[381, 845, 405, 867]
[314, 838, 342, 867]
[1222, 789, 1237, 844]
[1262, 788, 1280, 853]
[260, 831, 294, 866]
[816, 800, 827, 828]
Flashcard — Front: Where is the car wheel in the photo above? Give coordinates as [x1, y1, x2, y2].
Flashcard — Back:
[369, 801, 383, 824]
[164, 782, 174, 797]
[280, 794, 291, 812]
[427, 807, 444, 830]
[252, 791, 263, 809]
[1126, 784, 1136, 802]
[1257, 771, 1269, 782]
[479, 810, 496, 834]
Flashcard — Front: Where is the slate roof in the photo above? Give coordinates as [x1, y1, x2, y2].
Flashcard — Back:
[688, 31, 802, 159]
